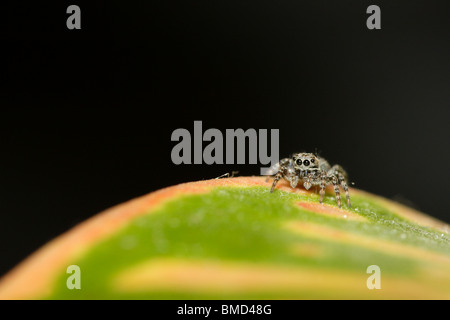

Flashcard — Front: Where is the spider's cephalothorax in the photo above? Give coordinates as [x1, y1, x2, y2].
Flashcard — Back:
[269, 152, 351, 208]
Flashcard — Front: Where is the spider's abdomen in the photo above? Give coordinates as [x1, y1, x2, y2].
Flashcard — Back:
[318, 157, 331, 171]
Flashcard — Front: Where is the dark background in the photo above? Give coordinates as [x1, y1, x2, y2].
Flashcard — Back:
[1, 1, 449, 277]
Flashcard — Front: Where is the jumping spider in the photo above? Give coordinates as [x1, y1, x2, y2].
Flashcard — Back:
[268, 153, 351, 208]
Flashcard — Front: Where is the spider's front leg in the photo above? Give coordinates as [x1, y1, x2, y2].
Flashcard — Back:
[319, 170, 327, 204]
[330, 165, 351, 208]
[289, 175, 299, 189]
[270, 172, 283, 193]
[303, 171, 313, 190]
[337, 173, 351, 208]
[270, 170, 299, 192]
[330, 175, 342, 208]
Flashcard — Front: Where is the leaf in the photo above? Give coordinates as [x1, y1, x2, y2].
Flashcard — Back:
[0, 177, 449, 299]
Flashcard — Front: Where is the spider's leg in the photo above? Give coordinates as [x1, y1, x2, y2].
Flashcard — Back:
[319, 171, 327, 204]
[289, 175, 299, 188]
[303, 171, 313, 190]
[265, 160, 282, 182]
[331, 175, 342, 208]
[270, 172, 283, 193]
[338, 173, 351, 208]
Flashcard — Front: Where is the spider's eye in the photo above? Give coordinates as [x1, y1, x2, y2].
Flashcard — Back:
[310, 159, 315, 163]
[295, 159, 302, 166]
[303, 160, 310, 166]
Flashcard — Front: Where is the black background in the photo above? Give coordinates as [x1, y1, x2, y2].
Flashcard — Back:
[1, 1, 449, 277]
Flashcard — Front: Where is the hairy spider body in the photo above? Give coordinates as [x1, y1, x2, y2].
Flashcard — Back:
[268, 153, 351, 208]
